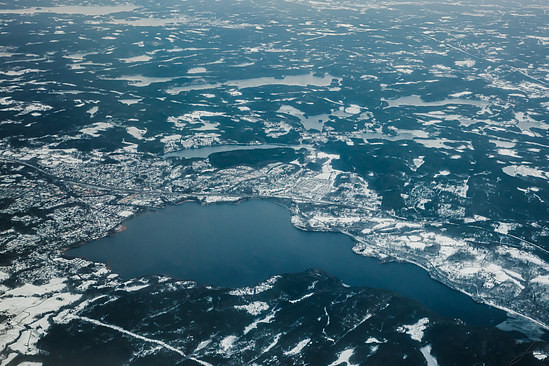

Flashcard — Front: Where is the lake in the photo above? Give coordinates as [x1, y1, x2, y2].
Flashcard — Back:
[166, 72, 340, 94]
[68, 199, 507, 326]
[164, 144, 306, 159]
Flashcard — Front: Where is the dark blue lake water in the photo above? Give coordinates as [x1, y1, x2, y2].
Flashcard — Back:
[68, 199, 507, 326]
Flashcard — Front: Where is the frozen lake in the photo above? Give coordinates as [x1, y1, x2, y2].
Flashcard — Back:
[164, 144, 304, 159]
[166, 72, 340, 94]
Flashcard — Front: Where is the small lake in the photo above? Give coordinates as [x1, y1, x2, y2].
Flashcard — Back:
[383, 95, 487, 108]
[277, 105, 331, 131]
[68, 199, 507, 326]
